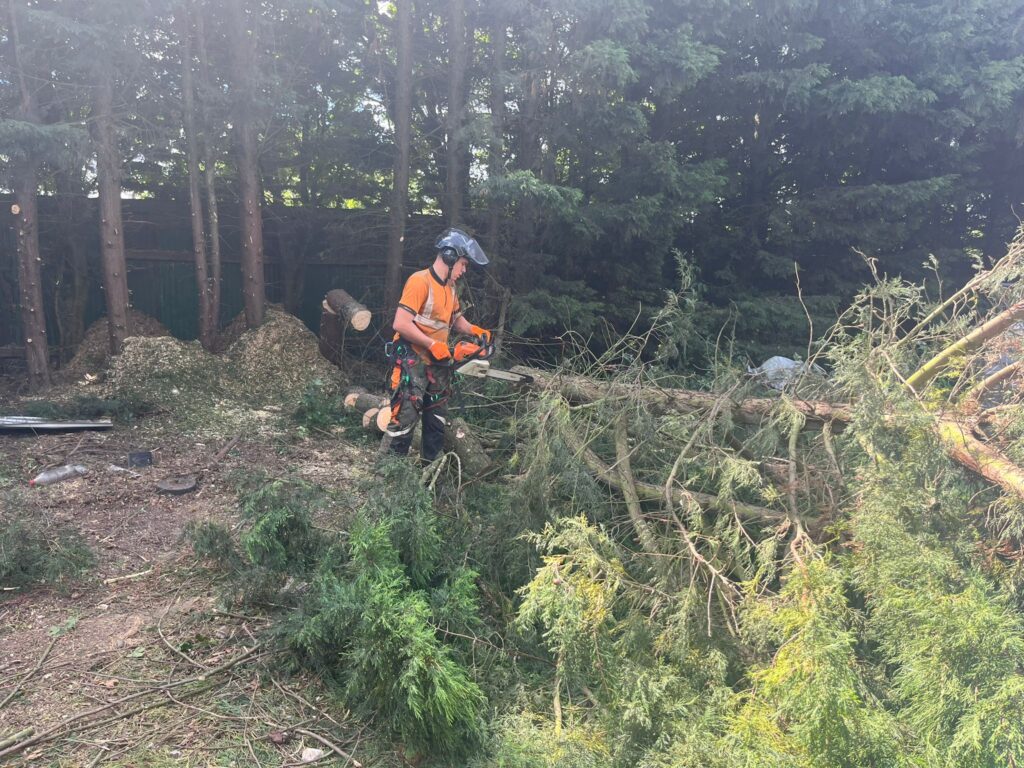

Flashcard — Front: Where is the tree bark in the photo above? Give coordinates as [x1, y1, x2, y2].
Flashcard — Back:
[445, 0, 467, 225]
[180, 0, 214, 349]
[195, 4, 222, 332]
[906, 301, 1024, 393]
[937, 419, 1024, 502]
[384, 0, 413, 317]
[93, 59, 131, 355]
[324, 289, 371, 330]
[513, 365, 853, 426]
[12, 162, 51, 391]
[447, 416, 491, 477]
[486, 12, 506, 256]
[226, 0, 266, 329]
[345, 391, 388, 412]
[54, 172, 88, 363]
[7, 0, 50, 390]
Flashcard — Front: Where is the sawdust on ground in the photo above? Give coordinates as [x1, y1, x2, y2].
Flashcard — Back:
[61, 310, 170, 384]
[91, 307, 348, 438]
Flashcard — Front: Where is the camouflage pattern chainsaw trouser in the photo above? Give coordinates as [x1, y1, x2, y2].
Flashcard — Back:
[385, 344, 451, 461]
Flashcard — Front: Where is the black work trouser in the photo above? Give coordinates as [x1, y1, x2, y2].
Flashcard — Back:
[386, 356, 451, 462]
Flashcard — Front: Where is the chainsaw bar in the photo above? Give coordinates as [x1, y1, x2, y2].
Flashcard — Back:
[454, 359, 534, 384]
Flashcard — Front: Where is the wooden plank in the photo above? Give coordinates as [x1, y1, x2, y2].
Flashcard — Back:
[0, 416, 113, 431]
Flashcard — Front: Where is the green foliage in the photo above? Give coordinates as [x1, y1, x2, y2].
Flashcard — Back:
[0, 490, 94, 593]
[203, 466, 487, 761]
[733, 559, 904, 767]
[183, 520, 240, 569]
[292, 379, 343, 431]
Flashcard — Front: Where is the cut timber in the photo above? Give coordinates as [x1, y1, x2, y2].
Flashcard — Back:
[377, 407, 392, 433]
[360, 406, 393, 433]
[363, 411, 490, 477]
[512, 366, 852, 426]
[447, 417, 490, 477]
[346, 391, 388, 412]
[362, 408, 380, 430]
[323, 289, 371, 331]
[0, 417, 112, 432]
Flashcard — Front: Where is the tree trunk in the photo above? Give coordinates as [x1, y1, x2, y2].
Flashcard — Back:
[195, 4, 222, 332]
[384, 0, 413, 316]
[226, 0, 266, 329]
[93, 60, 131, 355]
[486, 13, 506, 256]
[180, 0, 214, 350]
[55, 174, 88, 363]
[345, 391, 388, 412]
[12, 161, 51, 391]
[7, 0, 50, 390]
[447, 416, 491, 477]
[513, 365, 853, 426]
[445, 0, 466, 225]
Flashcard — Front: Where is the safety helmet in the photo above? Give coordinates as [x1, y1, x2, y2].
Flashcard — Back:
[436, 228, 489, 268]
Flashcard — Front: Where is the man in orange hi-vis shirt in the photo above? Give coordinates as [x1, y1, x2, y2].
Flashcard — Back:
[386, 228, 492, 461]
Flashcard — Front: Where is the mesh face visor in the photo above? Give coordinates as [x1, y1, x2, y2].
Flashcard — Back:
[462, 236, 489, 266]
[437, 228, 489, 266]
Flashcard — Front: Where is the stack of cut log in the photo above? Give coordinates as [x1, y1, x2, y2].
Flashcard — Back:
[345, 388, 491, 476]
[345, 389, 392, 433]
[320, 289, 371, 365]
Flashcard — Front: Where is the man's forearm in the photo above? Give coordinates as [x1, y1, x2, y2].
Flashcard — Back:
[451, 315, 474, 335]
[393, 310, 438, 348]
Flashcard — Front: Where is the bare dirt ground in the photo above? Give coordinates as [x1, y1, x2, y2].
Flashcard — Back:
[0, 414, 382, 767]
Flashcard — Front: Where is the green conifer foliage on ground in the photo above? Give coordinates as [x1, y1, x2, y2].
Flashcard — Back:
[188, 463, 487, 762]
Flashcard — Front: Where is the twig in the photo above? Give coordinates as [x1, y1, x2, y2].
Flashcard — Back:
[63, 433, 87, 464]
[0, 644, 263, 759]
[102, 568, 154, 586]
[0, 634, 58, 710]
[613, 413, 661, 558]
[271, 678, 347, 728]
[0, 728, 34, 751]
[157, 591, 211, 671]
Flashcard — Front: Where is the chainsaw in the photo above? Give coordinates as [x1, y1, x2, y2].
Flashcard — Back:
[451, 337, 533, 384]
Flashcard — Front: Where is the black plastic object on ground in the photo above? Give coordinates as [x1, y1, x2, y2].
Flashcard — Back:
[128, 450, 153, 467]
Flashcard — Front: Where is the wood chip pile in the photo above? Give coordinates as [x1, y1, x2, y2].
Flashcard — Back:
[98, 308, 345, 435]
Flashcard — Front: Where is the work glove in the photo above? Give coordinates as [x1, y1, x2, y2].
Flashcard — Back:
[428, 340, 452, 362]
[467, 324, 492, 344]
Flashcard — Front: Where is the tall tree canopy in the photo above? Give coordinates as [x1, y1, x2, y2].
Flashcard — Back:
[2, 0, 1023, 364]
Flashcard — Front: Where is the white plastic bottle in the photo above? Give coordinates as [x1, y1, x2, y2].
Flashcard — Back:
[30, 464, 88, 487]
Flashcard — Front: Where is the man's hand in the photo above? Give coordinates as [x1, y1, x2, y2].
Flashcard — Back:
[428, 341, 451, 362]
[468, 324, 492, 344]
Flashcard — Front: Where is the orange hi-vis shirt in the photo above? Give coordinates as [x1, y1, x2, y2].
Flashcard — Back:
[395, 266, 462, 362]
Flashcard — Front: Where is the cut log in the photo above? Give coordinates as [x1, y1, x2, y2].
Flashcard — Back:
[319, 306, 344, 365]
[324, 289, 371, 331]
[376, 406, 392, 433]
[346, 391, 388, 412]
[447, 417, 491, 477]
[359, 406, 394, 433]
[512, 366, 852, 427]
[364, 410, 490, 476]
[362, 408, 380, 430]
